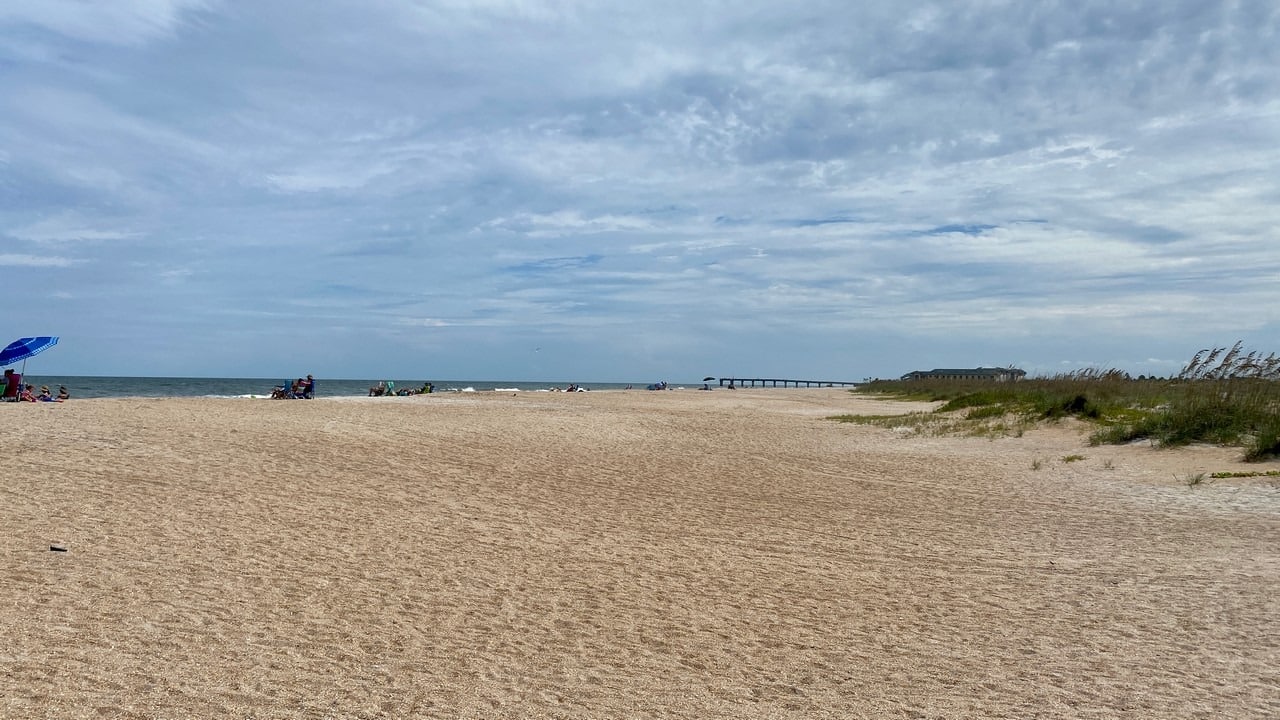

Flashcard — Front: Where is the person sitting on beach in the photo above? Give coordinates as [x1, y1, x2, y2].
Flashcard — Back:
[19, 384, 37, 402]
[57, 385, 70, 401]
[37, 385, 57, 402]
[2, 369, 22, 401]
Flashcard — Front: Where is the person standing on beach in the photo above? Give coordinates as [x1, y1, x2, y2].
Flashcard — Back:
[303, 375, 315, 399]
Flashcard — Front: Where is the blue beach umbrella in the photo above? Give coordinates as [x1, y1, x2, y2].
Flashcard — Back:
[0, 336, 59, 373]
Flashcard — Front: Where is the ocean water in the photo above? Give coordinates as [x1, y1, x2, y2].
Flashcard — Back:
[14, 376, 655, 400]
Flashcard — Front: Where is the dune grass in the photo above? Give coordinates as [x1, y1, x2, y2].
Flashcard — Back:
[837, 342, 1280, 462]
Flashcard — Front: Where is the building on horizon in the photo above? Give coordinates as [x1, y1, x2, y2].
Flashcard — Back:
[900, 367, 1027, 382]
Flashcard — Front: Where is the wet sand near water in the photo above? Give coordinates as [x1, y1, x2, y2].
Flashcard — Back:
[2, 389, 1278, 718]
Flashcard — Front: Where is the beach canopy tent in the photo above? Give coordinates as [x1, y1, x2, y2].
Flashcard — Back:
[0, 336, 59, 373]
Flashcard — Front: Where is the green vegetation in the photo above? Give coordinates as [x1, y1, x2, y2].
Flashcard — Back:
[829, 408, 1030, 439]
[1209, 470, 1280, 479]
[1183, 472, 1210, 487]
[838, 343, 1280, 462]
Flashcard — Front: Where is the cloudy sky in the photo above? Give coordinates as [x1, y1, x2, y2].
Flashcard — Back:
[2, 1, 1277, 382]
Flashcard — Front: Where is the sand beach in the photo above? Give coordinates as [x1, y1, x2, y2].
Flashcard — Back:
[2, 389, 1277, 718]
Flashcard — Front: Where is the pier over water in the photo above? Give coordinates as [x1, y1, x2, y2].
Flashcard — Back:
[716, 377, 858, 388]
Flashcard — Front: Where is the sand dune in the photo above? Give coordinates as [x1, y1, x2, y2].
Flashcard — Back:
[3, 389, 1277, 718]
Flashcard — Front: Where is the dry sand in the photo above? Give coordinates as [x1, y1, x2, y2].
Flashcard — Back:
[2, 389, 1277, 719]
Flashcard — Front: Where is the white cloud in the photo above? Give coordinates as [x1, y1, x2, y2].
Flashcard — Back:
[0, 254, 74, 267]
[0, 0, 212, 46]
[484, 211, 653, 237]
[10, 216, 137, 244]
